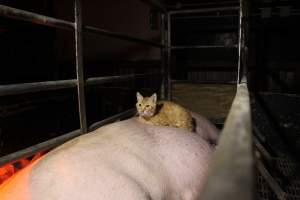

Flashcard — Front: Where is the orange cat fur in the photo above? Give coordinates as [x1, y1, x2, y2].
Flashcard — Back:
[136, 92, 194, 132]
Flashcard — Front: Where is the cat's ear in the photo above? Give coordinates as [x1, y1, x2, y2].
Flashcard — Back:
[136, 92, 143, 102]
[151, 93, 157, 103]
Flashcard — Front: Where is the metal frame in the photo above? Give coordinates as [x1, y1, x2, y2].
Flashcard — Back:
[0, 0, 167, 166]
[0, 2, 254, 199]
[166, 0, 253, 199]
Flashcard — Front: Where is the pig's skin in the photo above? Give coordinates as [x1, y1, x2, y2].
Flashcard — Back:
[0, 116, 217, 200]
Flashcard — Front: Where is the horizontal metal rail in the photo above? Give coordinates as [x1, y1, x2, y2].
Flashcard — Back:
[0, 129, 81, 167]
[0, 73, 158, 96]
[84, 26, 163, 48]
[0, 4, 74, 30]
[0, 80, 77, 96]
[86, 73, 160, 86]
[169, 6, 239, 15]
[171, 45, 238, 50]
[0, 4, 163, 48]
[0, 108, 136, 167]
[201, 82, 253, 200]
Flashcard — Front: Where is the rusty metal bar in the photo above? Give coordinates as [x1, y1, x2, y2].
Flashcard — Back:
[0, 80, 77, 96]
[201, 82, 254, 200]
[138, 0, 167, 12]
[74, 0, 87, 133]
[171, 45, 238, 50]
[166, 13, 171, 100]
[89, 108, 136, 131]
[169, 6, 239, 15]
[0, 4, 74, 30]
[0, 129, 81, 167]
[84, 26, 163, 48]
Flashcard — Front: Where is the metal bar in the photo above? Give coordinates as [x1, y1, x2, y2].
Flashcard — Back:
[0, 108, 136, 167]
[86, 73, 159, 86]
[0, 129, 81, 167]
[138, 0, 167, 12]
[89, 108, 136, 131]
[166, 13, 171, 100]
[75, 0, 88, 133]
[160, 13, 166, 99]
[0, 4, 74, 30]
[0, 80, 77, 96]
[84, 26, 163, 48]
[0, 74, 158, 97]
[0, 4, 164, 48]
[169, 6, 239, 15]
[237, 0, 249, 84]
[201, 82, 253, 200]
[171, 45, 238, 50]
[256, 160, 286, 200]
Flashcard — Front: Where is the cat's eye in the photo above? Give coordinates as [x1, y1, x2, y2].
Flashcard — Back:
[138, 104, 142, 107]
[146, 105, 150, 108]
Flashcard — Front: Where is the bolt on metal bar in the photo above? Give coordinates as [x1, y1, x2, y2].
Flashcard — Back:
[74, 0, 88, 133]
[0, 4, 74, 30]
[201, 82, 254, 200]
[169, 6, 239, 15]
[84, 26, 163, 48]
[0, 80, 77, 96]
[138, 0, 167, 13]
[171, 45, 238, 50]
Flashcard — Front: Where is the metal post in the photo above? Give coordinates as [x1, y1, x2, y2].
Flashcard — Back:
[166, 13, 172, 100]
[160, 13, 166, 99]
[237, 0, 249, 84]
[74, 0, 87, 133]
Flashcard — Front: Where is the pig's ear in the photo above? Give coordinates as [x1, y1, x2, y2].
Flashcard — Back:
[136, 92, 143, 102]
[151, 93, 157, 104]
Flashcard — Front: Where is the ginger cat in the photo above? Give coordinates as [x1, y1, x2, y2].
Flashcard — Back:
[136, 92, 194, 132]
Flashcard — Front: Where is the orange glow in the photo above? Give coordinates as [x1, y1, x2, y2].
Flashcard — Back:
[0, 151, 45, 186]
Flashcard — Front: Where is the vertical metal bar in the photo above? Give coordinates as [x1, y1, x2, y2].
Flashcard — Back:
[166, 13, 172, 100]
[74, 0, 88, 133]
[237, 0, 248, 84]
[160, 13, 166, 99]
[237, 0, 243, 84]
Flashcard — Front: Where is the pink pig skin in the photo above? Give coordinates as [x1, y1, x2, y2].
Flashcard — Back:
[0, 116, 217, 200]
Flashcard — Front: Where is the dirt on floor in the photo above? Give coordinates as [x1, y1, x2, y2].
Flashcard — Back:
[172, 83, 236, 119]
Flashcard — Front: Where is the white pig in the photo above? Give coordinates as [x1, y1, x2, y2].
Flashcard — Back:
[0, 114, 218, 200]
